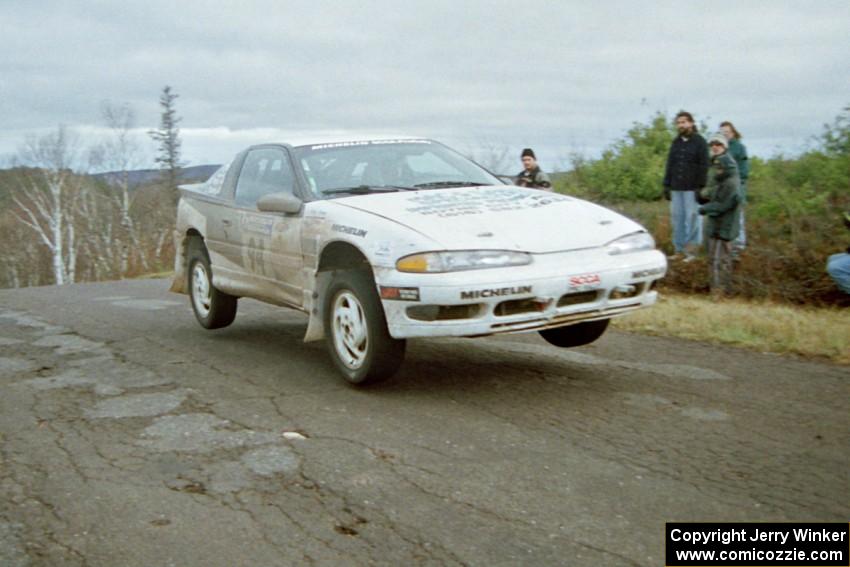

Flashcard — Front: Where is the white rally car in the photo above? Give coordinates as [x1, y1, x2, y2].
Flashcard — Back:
[171, 138, 666, 385]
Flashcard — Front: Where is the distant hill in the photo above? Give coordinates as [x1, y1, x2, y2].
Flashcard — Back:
[0, 164, 222, 190]
[0, 165, 221, 212]
[92, 164, 221, 188]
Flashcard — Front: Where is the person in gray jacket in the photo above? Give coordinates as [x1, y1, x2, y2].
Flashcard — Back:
[698, 133, 741, 295]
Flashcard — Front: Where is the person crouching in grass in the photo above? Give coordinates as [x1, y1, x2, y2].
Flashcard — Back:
[698, 133, 741, 296]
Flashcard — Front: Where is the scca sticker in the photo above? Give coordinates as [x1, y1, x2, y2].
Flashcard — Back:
[569, 274, 601, 287]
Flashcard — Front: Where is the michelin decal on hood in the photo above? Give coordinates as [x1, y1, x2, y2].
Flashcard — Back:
[405, 188, 571, 218]
[310, 139, 431, 150]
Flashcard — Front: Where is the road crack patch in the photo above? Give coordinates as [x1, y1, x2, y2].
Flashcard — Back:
[84, 390, 189, 419]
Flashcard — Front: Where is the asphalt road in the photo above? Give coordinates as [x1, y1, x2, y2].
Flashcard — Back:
[1, 279, 847, 567]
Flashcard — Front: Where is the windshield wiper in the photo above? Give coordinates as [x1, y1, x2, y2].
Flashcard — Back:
[322, 185, 413, 195]
[413, 181, 486, 189]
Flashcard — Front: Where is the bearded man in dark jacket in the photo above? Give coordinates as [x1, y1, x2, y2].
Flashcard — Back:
[663, 111, 709, 261]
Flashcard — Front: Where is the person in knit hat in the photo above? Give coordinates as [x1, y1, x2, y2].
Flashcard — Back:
[698, 132, 741, 295]
[515, 148, 552, 190]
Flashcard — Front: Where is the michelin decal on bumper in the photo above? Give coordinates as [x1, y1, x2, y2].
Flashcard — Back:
[460, 285, 533, 300]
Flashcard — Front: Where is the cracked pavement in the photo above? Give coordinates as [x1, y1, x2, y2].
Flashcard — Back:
[0, 279, 847, 566]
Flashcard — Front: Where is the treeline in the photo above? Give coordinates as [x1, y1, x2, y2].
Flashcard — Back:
[0, 89, 189, 289]
[0, 160, 213, 289]
[0, 144, 178, 288]
[557, 106, 850, 304]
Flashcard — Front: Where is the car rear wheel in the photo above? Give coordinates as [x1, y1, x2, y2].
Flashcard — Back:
[324, 270, 405, 385]
[539, 319, 610, 348]
[187, 239, 237, 329]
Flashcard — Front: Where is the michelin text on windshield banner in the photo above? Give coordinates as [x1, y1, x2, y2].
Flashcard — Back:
[666, 522, 849, 566]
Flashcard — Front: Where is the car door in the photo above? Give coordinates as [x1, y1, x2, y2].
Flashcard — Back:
[230, 147, 304, 308]
[202, 155, 246, 282]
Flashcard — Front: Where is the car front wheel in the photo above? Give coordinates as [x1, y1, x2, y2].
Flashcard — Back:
[324, 270, 405, 385]
[539, 319, 610, 348]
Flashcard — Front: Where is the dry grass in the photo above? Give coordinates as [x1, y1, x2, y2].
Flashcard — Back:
[613, 293, 850, 364]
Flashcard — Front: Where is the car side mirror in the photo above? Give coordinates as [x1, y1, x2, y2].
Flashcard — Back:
[256, 192, 302, 214]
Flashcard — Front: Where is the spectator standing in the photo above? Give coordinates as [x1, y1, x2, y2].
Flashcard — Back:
[515, 148, 552, 190]
[826, 211, 850, 294]
[663, 111, 709, 261]
[720, 121, 750, 255]
[698, 133, 741, 295]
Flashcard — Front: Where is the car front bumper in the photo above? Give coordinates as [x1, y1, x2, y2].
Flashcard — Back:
[375, 248, 667, 339]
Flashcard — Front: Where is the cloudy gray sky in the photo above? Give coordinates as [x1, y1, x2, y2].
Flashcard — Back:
[1, 1, 848, 172]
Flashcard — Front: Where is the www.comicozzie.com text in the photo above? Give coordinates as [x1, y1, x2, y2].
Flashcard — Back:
[670, 527, 848, 546]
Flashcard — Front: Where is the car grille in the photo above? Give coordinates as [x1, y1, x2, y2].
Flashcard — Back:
[557, 290, 600, 307]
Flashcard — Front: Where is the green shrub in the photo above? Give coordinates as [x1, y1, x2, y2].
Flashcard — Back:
[563, 112, 674, 202]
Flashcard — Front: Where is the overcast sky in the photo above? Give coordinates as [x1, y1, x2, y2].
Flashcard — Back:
[1, 1, 848, 172]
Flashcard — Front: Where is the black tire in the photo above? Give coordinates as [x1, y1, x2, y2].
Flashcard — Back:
[323, 270, 406, 385]
[187, 238, 237, 330]
[539, 319, 610, 348]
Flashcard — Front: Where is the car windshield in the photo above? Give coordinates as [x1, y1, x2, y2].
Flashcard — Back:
[292, 140, 502, 198]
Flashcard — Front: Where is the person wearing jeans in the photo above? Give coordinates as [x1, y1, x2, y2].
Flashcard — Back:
[670, 190, 703, 257]
[663, 111, 709, 260]
[826, 212, 850, 294]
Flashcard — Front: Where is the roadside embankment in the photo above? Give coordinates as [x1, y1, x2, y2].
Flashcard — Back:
[614, 293, 850, 364]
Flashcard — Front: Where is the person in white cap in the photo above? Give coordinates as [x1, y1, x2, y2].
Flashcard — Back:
[697, 133, 741, 295]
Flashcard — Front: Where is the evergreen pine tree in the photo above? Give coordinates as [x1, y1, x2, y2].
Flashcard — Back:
[148, 86, 184, 199]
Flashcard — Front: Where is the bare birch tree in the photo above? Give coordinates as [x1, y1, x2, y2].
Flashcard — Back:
[98, 100, 149, 275]
[10, 126, 82, 285]
[75, 183, 118, 281]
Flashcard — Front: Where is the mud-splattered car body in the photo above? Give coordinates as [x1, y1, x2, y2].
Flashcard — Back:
[171, 138, 666, 384]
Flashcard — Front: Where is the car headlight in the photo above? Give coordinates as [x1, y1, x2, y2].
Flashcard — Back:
[606, 232, 655, 255]
[396, 250, 532, 273]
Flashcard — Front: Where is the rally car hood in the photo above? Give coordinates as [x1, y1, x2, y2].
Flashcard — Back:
[331, 186, 645, 253]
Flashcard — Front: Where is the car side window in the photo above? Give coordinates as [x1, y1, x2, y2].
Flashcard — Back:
[196, 163, 229, 196]
[234, 148, 295, 208]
